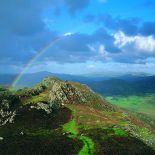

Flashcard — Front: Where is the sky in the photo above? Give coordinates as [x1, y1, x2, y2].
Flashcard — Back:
[1, 0, 155, 75]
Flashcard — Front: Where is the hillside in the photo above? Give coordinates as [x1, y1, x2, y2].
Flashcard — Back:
[106, 94, 155, 128]
[89, 76, 155, 96]
[0, 77, 155, 154]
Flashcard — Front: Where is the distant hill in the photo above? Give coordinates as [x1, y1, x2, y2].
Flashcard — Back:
[0, 71, 109, 87]
[88, 76, 155, 96]
[0, 71, 155, 96]
[0, 71, 152, 85]
[0, 74, 16, 85]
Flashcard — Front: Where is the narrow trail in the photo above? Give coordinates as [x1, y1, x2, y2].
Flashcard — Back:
[79, 136, 94, 155]
[63, 118, 94, 155]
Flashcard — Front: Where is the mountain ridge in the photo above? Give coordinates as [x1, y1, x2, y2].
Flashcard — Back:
[0, 71, 154, 87]
[90, 76, 155, 96]
[0, 76, 155, 154]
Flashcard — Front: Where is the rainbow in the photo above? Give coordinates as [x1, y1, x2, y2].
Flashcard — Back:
[11, 32, 73, 88]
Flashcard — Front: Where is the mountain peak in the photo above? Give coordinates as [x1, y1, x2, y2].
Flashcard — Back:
[30, 76, 116, 112]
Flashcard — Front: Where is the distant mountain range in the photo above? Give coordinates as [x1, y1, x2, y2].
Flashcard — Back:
[0, 71, 155, 96]
[0, 71, 109, 87]
[89, 76, 155, 96]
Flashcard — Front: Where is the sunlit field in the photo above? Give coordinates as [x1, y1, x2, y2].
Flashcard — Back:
[106, 94, 155, 119]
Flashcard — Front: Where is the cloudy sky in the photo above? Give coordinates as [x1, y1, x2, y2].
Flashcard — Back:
[1, 0, 155, 75]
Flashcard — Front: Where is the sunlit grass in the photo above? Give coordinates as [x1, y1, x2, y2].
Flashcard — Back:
[113, 127, 127, 136]
[106, 94, 155, 119]
[62, 108, 95, 155]
[79, 136, 94, 155]
[63, 119, 78, 135]
[23, 91, 47, 104]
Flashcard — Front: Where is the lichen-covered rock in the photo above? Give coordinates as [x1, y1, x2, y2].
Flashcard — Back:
[48, 81, 86, 107]
[30, 102, 52, 114]
[46, 78, 116, 112]
[0, 88, 20, 126]
[0, 109, 16, 126]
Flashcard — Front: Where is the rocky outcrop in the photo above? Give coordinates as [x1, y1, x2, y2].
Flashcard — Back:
[17, 76, 116, 113]
[0, 99, 16, 126]
[0, 88, 20, 126]
[30, 102, 52, 114]
[46, 77, 116, 112]
[48, 81, 86, 107]
[0, 76, 116, 126]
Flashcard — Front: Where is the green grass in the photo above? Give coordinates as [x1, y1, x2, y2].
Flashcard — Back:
[136, 127, 155, 143]
[63, 119, 78, 135]
[113, 127, 127, 136]
[79, 136, 94, 155]
[23, 92, 47, 104]
[106, 94, 155, 119]
[62, 115, 95, 155]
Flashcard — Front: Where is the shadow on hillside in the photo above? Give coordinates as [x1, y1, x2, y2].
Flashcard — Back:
[14, 106, 72, 129]
[85, 128, 155, 155]
[0, 106, 83, 155]
[0, 106, 155, 155]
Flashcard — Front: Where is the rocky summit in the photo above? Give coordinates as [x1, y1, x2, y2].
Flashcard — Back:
[0, 77, 155, 155]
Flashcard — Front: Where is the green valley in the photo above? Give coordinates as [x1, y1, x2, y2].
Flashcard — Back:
[106, 94, 155, 119]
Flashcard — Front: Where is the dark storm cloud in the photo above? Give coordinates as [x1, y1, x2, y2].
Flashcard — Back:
[0, 0, 92, 71]
[115, 18, 139, 36]
[43, 29, 121, 63]
[0, 0, 121, 69]
[94, 28, 121, 53]
[0, 0, 56, 35]
[1, 0, 155, 73]
[64, 0, 90, 15]
[84, 14, 140, 36]
[0, 0, 59, 66]
[84, 15, 96, 23]
[112, 50, 155, 64]
[85, 13, 155, 37]
[140, 21, 155, 36]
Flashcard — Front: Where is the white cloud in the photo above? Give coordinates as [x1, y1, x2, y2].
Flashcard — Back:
[87, 44, 96, 52]
[99, 44, 107, 56]
[88, 44, 107, 56]
[114, 31, 135, 47]
[97, 44, 112, 61]
[114, 31, 155, 53]
[63, 32, 74, 36]
[87, 64, 96, 69]
[88, 44, 112, 61]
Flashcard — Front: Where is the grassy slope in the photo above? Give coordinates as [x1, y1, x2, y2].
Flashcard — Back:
[62, 104, 127, 155]
[63, 118, 94, 155]
[0, 102, 155, 154]
[0, 107, 83, 155]
[1, 80, 155, 154]
[64, 104, 155, 154]
[62, 106, 95, 155]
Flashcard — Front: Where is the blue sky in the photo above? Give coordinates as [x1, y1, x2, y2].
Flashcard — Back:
[1, 0, 155, 75]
